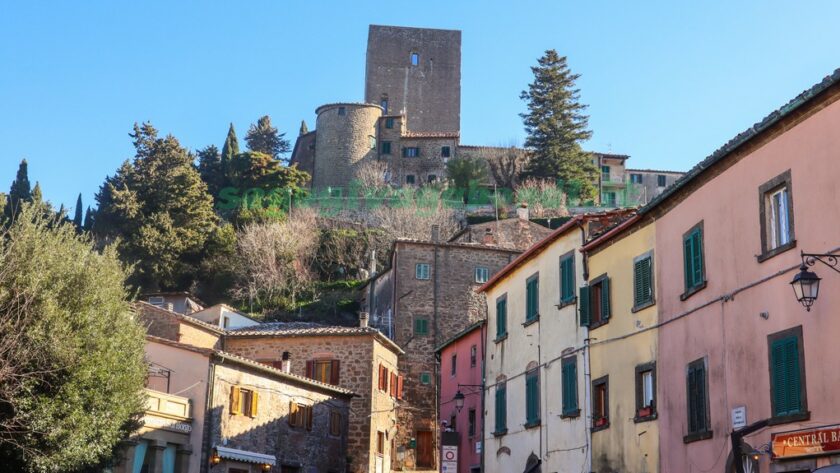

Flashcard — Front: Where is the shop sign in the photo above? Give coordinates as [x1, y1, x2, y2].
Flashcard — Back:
[772, 424, 840, 459]
[143, 414, 192, 434]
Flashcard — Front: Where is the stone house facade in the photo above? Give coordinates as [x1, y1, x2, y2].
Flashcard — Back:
[362, 236, 521, 471]
[134, 301, 223, 350]
[223, 324, 403, 473]
[206, 351, 353, 473]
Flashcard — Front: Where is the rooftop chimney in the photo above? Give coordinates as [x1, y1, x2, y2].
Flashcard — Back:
[482, 228, 496, 245]
[431, 225, 440, 243]
[281, 351, 291, 374]
[516, 203, 529, 221]
[359, 312, 370, 328]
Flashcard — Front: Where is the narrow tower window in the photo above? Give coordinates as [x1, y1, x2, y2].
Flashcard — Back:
[410, 52, 419, 66]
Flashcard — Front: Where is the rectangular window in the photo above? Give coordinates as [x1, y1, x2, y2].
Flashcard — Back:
[657, 174, 667, 187]
[496, 295, 507, 339]
[601, 165, 610, 180]
[410, 52, 419, 66]
[338, 106, 346, 116]
[402, 147, 420, 157]
[682, 222, 706, 298]
[390, 372, 398, 397]
[525, 274, 539, 322]
[378, 364, 389, 392]
[428, 174, 437, 183]
[768, 326, 807, 419]
[559, 252, 575, 304]
[633, 252, 655, 309]
[468, 408, 476, 437]
[329, 411, 342, 436]
[579, 275, 611, 328]
[494, 382, 507, 434]
[602, 192, 617, 207]
[385, 117, 395, 129]
[686, 358, 711, 440]
[592, 376, 609, 430]
[470, 345, 477, 367]
[289, 402, 313, 430]
[377, 431, 385, 455]
[369, 136, 376, 149]
[635, 362, 657, 420]
[381, 141, 392, 155]
[561, 357, 579, 416]
[441, 146, 451, 158]
[450, 354, 457, 376]
[406, 174, 415, 185]
[759, 170, 795, 259]
[414, 318, 428, 336]
[306, 359, 340, 385]
[380, 99, 388, 112]
[230, 386, 258, 418]
[525, 369, 540, 426]
[631, 173, 643, 184]
[420, 372, 431, 385]
[415, 263, 430, 280]
[475, 267, 489, 283]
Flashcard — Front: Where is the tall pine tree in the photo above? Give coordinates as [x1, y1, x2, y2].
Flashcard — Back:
[73, 193, 84, 230]
[245, 115, 290, 161]
[221, 123, 240, 180]
[5, 159, 32, 220]
[83, 206, 93, 232]
[520, 50, 598, 201]
[197, 145, 224, 198]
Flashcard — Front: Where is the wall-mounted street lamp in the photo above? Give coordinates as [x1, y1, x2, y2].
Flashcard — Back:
[452, 384, 482, 413]
[791, 252, 839, 311]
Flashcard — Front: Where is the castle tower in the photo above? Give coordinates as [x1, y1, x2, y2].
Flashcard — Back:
[364, 25, 461, 133]
[312, 103, 383, 189]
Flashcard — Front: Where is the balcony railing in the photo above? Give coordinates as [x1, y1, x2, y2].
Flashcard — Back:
[601, 174, 625, 184]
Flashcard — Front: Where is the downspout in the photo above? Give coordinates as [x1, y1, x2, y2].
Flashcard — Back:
[433, 239, 441, 470]
[200, 359, 216, 473]
[577, 219, 592, 472]
[480, 323, 486, 473]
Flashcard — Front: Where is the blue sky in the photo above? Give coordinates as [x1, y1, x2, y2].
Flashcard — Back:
[2, 0, 839, 212]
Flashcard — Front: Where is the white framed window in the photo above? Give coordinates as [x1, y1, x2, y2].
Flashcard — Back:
[416, 263, 430, 280]
[474, 267, 489, 283]
[641, 370, 654, 407]
[768, 187, 791, 249]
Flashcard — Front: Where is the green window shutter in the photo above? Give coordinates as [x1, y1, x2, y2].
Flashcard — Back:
[526, 278, 539, 320]
[601, 277, 611, 320]
[561, 257, 575, 302]
[683, 236, 693, 290]
[642, 258, 652, 303]
[495, 385, 506, 432]
[562, 360, 577, 414]
[526, 372, 539, 424]
[415, 318, 428, 336]
[496, 299, 507, 338]
[579, 286, 590, 327]
[634, 260, 644, 306]
[691, 230, 703, 286]
[687, 363, 707, 433]
[771, 337, 801, 416]
[786, 338, 801, 414]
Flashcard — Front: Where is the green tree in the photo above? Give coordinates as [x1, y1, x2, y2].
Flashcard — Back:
[245, 115, 290, 161]
[94, 122, 218, 290]
[446, 156, 488, 203]
[82, 206, 93, 232]
[299, 120, 309, 135]
[226, 151, 310, 225]
[0, 192, 6, 221]
[520, 50, 598, 200]
[221, 123, 240, 184]
[73, 193, 84, 230]
[0, 205, 147, 472]
[197, 144, 224, 198]
[5, 159, 32, 220]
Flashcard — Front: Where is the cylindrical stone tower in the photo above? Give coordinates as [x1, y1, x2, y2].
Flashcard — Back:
[313, 102, 383, 189]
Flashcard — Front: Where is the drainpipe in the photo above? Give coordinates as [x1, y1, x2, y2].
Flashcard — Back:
[432, 229, 441, 470]
[583, 338, 592, 473]
[480, 323, 486, 473]
[201, 360, 216, 473]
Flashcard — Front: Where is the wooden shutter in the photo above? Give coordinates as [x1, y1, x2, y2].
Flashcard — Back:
[496, 299, 507, 337]
[495, 385, 506, 432]
[397, 375, 404, 400]
[600, 277, 611, 320]
[691, 230, 703, 286]
[378, 364, 384, 390]
[687, 363, 707, 433]
[772, 337, 801, 416]
[561, 257, 574, 302]
[230, 386, 242, 415]
[306, 405, 313, 430]
[249, 391, 259, 418]
[683, 236, 693, 290]
[634, 259, 644, 306]
[579, 286, 590, 327]
[289, 401, 298, 427]
[330, 360, 341, 385]
[390, 372, 398, 397]
[562, 360, 577, 414]
[526, 372, 539, 423]
[402, 147, 408, 157]
[305, 360, 315, 379]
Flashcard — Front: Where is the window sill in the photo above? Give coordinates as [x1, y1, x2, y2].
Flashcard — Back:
[588, 319, 609, 331]
[524, 420, 541, 430]
[633, 412, 658, 423]
[493, 334, 508, 344]
[757, 239, 797, 263]
[683, 430, 713, 444]
[680, 281, 707, 301]
[522, 316, 540, 327]
[492, 429, 507, 437]
[631, 299, 656, 313]
[560, 409, 580, 419]
[556, 298, 576, 310]
[768, 411, 810, 426]
[591, 420, 610, 432]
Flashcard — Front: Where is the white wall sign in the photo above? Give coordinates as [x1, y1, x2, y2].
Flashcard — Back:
[732, 406, 747, 430]
[441, 461, 458, 472]
[442, 446, 458, 462]
[475, 441, 482, 454]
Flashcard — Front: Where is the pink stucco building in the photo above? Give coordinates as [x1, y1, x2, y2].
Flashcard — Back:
[437, 321, 486, 473]
[645, 68, 840, 472]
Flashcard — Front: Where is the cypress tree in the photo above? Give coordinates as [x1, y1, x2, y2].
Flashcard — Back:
[520, 50, 598, 201]
[299, 120, 309, 135]
[73, 193, 84, 230]
[83, 206, 93, 232]
[245, 115, 290, 161]
[5, 159, 32, 220]
[221, 123, 239, 173]
[31, 182, 42, 204]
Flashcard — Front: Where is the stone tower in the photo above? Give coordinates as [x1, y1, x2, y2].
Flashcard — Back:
[364, 25, 461, 133]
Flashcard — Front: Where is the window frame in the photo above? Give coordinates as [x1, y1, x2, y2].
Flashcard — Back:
[329, 410, 342, 437]
[632, 250, 656, 312]
[337, 106, 346, 116]
[634, 362, 657, 422]
[630, 173, 643, 184]
[415, 263, 431, 280]
[414, 317, 429, 336]
[524, 273, 540, 325]
[657, 174, 667, 187]
[582, 273, 611, 329]
[419, 372, 432, 385]
[757, 170, 796, 262]
[468, 408, 476, 437]
[441, 146, 451, 158]
[681, 221, 707, 301]
[381, 141, 392, 155]
[558, 250, 576, 307]
[385, 117, 395, 129]
[410, 52, 419, 66]
[470, 345, 477, 367]
[450, 353, 457, 377]
[684, 357, 712, 443]
[561, 356, 579, 418]
[495, 294, 508, 342]
[403, 146, 420, 158]
[406, 174, 416, 185]
[493, 381, 507, 436]
[474, 266, 489, 284]
[767, 325, 809, 424]
[592, 375, 610, 432]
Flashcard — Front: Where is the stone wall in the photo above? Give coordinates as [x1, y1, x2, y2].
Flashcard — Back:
[134, 302, 222, 350]
[223, 334, 400, 473]
[313, 103, 382, 189]
[208, 362, 349, 472]
[449, 217, 553, 251]
[365, 25, 461, 133]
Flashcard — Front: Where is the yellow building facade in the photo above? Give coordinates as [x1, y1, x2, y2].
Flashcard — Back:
[584, 218, 659, 473]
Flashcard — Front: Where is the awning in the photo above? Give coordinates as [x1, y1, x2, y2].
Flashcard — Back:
[214, 446, 276, 465]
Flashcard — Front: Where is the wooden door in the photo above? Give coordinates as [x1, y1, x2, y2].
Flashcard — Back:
[416, 430, 433, 468]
